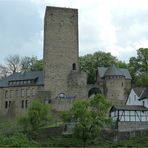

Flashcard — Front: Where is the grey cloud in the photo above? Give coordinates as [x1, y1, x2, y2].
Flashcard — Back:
[112, 10, 148, 46]
[0, 0, 42, 61]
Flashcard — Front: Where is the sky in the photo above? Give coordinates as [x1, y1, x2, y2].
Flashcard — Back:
[0, 0, 148, 63]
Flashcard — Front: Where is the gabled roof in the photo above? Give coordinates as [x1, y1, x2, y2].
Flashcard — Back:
[97, 65, 132, 79]
[110, 105, 148, 112]
[0, 71, 44, 87]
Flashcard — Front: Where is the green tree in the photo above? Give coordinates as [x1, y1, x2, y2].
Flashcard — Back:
[21, 56, 43, 72]
[69, 94, 111, 147]
[30, 59, 43, 71]
[79, 51, 117, 84]
[128, 48, 148, 86]
[137, 48, 148, 76]
[18, 100, 50, 138]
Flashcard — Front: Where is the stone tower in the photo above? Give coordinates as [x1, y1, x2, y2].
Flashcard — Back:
[43, 6, 80, 99]
[104, 64, 126, 104]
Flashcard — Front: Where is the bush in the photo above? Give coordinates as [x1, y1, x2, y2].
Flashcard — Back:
[17, 100, 51, 139]
[0, 133, 38, 147]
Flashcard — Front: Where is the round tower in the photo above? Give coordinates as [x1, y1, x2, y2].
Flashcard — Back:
[104, 64, 126, 105]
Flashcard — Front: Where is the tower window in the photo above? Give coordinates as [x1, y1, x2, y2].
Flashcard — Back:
[21, 100, 24, 108]
[5, 101, 8, 109]
[9, 101, 11, 107]
[72, 63, 76, 70]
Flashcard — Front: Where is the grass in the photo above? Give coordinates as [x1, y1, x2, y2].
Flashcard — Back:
[0, 118, 18, 134]
[39, 136, 83, 147]
[0, 117, 148, 147]
[0, 132, 148, 147]
[113, 134, 148, 147]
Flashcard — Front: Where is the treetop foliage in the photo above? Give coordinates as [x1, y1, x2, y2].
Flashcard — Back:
[128, 48, 148, 87]
[61, 94, 111, 147]
[0, 48, 147, 87]
[18, 100, 51, 138]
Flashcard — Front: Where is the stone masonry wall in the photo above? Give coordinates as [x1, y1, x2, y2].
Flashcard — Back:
[0, 85, 43, 117]
[105, 76, 126, 104]
[43, 6, 79, 99]
[118, 121, 148, 132]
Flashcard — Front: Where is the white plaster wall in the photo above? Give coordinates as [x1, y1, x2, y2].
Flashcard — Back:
[111, 110, 148, 122]
[126, 89, 142, 106]
[143, 98, 148, 108]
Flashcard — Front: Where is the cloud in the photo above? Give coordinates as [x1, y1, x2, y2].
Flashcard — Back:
[1, 0, 148, 63]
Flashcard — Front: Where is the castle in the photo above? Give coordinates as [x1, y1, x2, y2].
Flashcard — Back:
[0, 6, 131, 117]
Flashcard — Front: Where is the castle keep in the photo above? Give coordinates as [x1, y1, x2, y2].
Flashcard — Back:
[43, 7, 87, 100]
[0, 6, 131, 117]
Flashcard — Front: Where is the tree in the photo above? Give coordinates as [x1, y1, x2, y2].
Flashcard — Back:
[30, 59, 43, 71]
[128, 48, 148, 86]
[0, 64, 9, 79]
[0, 55, 22, 78]
[0, 55, 43, 79]
[137, 48, 148, 76]
[18, 100, 50, 138]
[21, 56, 43, 72]
[6, 54, 22, 74]
[79, 51, 124, 84]
[66, 94, 111, 147]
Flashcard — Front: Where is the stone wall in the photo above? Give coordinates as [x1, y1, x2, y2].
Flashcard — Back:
[102, 129, 148, 141]
[43, 6, 79, 99]
[0, 85, 43, 117]
[68, 71, 88, 99]
[118, 121, 148, 132]
[105, 76, 126, 104]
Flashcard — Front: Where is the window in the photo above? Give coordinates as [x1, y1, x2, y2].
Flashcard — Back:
[9, 101, 11, 107]
[21, 100, 24, 108]
[5, 101, 8, 109]
[10, 90, 14, 98]
[21, 89, 25, 97]
[32, 89, 35, 96]
[5, 90, 8, 98]
[143, 101, 145, 106]
[16, 90, 19, 97]
[26, 89, 30, 97]
[27, 80, 31, 84]
[72, 63, 76, 70]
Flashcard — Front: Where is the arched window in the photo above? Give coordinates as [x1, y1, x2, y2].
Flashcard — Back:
[72, 63, 76, 70]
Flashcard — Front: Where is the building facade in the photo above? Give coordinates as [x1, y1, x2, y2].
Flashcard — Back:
[0, 6, 133, 117]
[0, 71, 44, 117]
[110, 87, 148, 131]
[96, 64, 132, 105]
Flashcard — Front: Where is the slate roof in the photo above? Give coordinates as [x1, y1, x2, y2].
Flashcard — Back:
[110, 105, 148, 112]
[97, 65, 132, 79]
[0, 71, 44, 87]
[133, 87, 145, 97]
[136, 87, 148, 100]
[104, 64, 123, 77]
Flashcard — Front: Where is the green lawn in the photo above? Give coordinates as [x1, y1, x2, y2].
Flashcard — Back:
[0, 132, 148, 147]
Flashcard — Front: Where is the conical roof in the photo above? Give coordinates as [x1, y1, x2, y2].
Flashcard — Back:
[104, 64, 123, 77]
